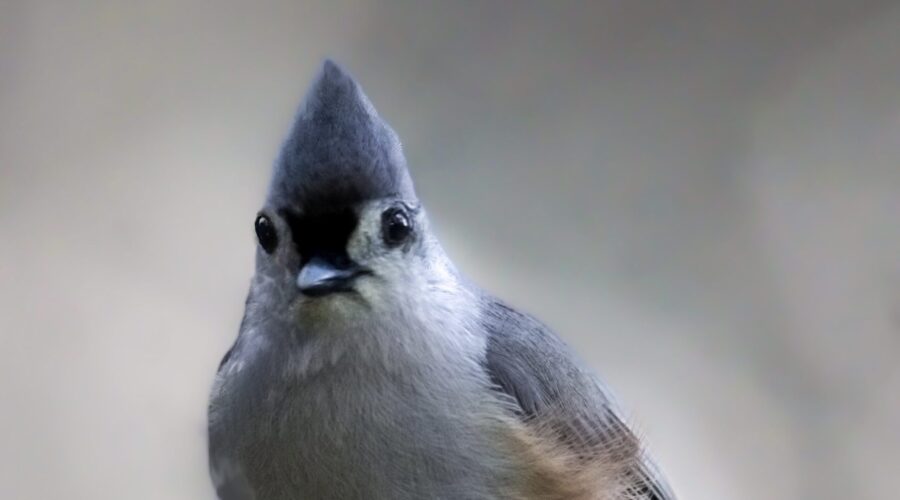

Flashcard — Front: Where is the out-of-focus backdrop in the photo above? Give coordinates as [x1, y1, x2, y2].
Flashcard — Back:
[1, 2, 898, 499]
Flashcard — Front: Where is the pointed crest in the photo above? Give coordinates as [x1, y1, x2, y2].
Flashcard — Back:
[267, 60, 416, 212]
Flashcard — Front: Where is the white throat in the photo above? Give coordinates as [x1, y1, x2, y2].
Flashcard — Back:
[263, 257, 484, 381]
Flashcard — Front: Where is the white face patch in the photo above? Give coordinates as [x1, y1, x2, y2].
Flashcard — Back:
[242, 198, 486, 381]
[346, 199, 425, 289]
[245, 199, 485, 379]
[347, 199, 396, 262]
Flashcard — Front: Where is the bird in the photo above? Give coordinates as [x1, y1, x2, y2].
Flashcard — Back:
[207, 60, 675, 500]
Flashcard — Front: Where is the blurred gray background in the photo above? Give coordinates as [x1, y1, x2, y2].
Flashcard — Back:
[1, 1, 899, 499]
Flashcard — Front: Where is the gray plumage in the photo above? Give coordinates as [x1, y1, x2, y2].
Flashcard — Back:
[208, 60, 674, 500]
[268, 60, 415, 212]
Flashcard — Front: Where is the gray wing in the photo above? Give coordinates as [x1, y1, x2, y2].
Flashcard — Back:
[481, 295, 676, 500]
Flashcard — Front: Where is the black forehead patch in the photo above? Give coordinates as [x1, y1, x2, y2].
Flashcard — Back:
[267, 60, 416, 212]
[281, 207, 359, 267]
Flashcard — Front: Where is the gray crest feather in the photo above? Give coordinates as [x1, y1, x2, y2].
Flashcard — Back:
[268, 59, 416, 211]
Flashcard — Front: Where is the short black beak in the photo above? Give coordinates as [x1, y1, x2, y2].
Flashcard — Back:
[296, 257, 367, 297]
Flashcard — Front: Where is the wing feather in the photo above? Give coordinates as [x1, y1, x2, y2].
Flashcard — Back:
[481, 296, 675, 500]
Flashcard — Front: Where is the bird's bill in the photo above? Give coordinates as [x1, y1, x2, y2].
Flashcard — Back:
[296, 257, 368, 297]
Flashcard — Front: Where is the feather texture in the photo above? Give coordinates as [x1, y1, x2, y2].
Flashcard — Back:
[268, 60, 416, 213]
[208, 59, 675, 500]
[481, 296, 675, 499]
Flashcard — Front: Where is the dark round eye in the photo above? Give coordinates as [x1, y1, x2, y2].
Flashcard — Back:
[382, 207, 412, 246]
[254, 214, 278, 253]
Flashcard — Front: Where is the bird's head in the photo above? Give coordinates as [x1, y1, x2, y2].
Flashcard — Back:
[249, 61, 445, 324]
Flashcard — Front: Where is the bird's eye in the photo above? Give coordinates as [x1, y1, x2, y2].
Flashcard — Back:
[382, 207, 412, 246]
[255, 214, 278, 253]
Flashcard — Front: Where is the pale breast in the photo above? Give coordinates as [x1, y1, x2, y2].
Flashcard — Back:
[208, 335, 531, 500]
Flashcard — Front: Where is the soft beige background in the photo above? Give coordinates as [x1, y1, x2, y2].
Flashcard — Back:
[2, 2, 899, 499]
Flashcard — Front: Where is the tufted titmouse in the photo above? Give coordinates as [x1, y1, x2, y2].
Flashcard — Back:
[208, 60, 674, 500]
